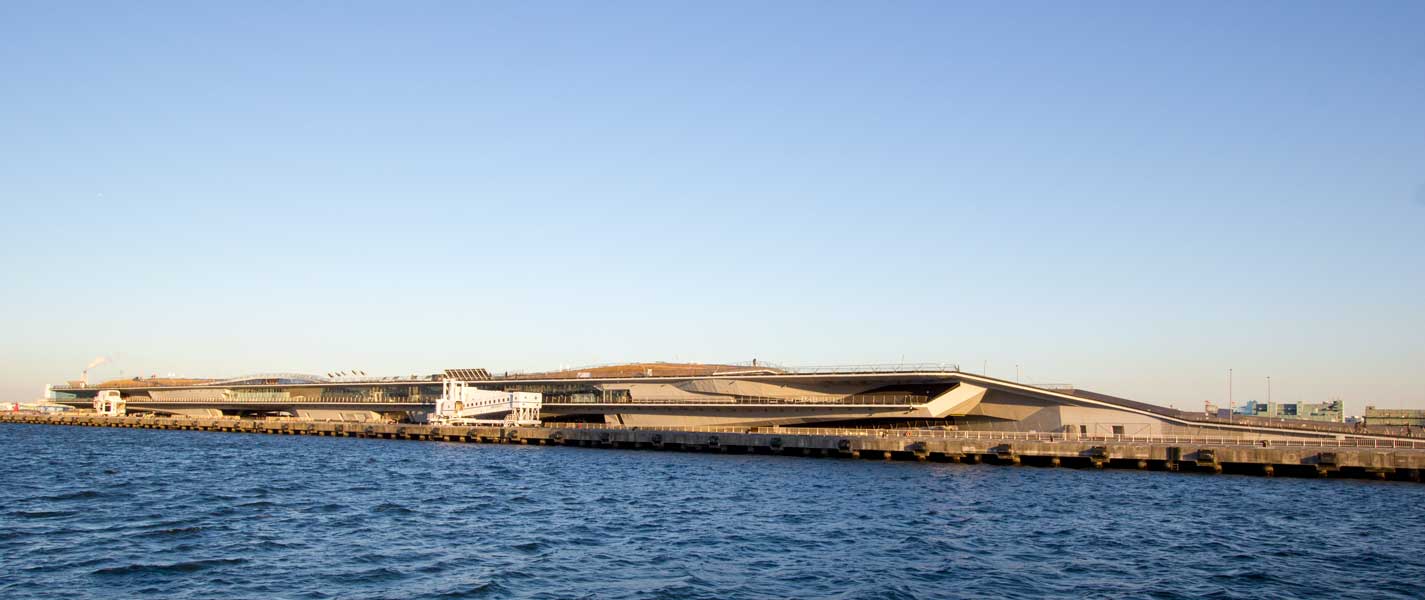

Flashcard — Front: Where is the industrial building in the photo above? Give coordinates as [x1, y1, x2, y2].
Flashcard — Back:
[1233, 400, 1344, 423]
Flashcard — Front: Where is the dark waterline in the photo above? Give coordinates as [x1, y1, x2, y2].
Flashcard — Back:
[2, 424, 1423, 600]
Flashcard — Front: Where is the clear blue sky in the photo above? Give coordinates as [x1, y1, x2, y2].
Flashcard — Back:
[2, 1, 1422, 413]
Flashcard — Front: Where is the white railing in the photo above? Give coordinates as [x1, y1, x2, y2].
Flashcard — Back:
[134, 396, 430, 404]
[775, 363, 960, 374]
[494, 361, 963, 379]
[543, 394, 925, 407]
[541, 423, 1425, 449]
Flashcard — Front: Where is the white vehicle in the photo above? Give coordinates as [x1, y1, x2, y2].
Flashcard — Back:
[432, 379, 541, 426]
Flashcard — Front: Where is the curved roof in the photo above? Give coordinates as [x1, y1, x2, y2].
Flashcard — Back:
[508, 362, 786, 379]
[91, 377, 215, 389]
[207, 373, 332, 386]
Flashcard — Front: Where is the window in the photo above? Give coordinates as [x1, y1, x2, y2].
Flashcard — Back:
[1112, 425, 1125, 436]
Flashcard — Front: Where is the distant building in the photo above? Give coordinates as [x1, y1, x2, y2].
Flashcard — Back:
[1234, 400, 1343, 423]
[1202, 399, 1236, 419]
[8, 402, 70, 414]
[1364, 406, 1425, 427]
[1203, 402, 1232, 419]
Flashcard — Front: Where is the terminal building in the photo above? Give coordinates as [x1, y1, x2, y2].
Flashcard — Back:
[41, 362, 1414, 442]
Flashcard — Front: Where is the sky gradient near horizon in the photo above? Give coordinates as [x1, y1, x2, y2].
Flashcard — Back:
[2, 1, 1422, 413]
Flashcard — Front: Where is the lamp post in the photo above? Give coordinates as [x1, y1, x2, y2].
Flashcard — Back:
[1228, 368, 1234, 423]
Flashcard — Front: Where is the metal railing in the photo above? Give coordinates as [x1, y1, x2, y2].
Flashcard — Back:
[16, 411, 1425, 450]
[775, 363, 960, 374]
[542, 423, 1425, 449]
[494, 362, 963, 380]
[543, 394, 926, 407]
[129, 396, 433, 405]
[1182, 413, 1425, 439]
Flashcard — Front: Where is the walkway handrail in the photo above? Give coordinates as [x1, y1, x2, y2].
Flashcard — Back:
[541, 423, 1425, 449]
[543, 394, 925, 407]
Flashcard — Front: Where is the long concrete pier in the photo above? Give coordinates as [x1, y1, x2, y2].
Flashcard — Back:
[5, 413, 1424, 482]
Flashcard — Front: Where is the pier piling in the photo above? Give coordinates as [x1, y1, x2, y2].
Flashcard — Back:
[5, 413, 1425, 484]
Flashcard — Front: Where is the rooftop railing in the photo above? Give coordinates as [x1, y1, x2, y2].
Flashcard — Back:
[775, 363, 960, 374]
[544, 394, 927, 407]
[129, 395, 433, 405]
[493, 362, 963, 379]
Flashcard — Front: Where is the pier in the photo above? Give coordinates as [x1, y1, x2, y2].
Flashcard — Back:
[4, 413, 1423, 483]
[46, 365, 1425, 442]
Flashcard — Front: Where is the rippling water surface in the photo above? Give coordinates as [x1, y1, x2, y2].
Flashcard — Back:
[3, 424, 1424, 599]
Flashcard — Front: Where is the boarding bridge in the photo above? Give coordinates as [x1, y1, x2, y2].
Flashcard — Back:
[432, 379, 541, 426]
[94, 390, 126, 416]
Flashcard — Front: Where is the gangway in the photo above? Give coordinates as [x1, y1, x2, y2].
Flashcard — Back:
[432, 379, 541, 426]
[94, 390, 126, 416]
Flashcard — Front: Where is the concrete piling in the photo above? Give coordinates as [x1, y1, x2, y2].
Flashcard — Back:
[4, 413, 1424, 484]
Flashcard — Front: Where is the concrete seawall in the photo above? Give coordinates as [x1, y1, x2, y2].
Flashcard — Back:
[4, 413, 1423, 482]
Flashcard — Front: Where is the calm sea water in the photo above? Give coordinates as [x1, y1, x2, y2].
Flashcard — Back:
[2, 424, 1424, 599]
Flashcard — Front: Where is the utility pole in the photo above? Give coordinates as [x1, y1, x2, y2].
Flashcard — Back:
[1267, 376, 1272, 405]
[1015, 364, 1020, 382]
[1228, 368, 1234, 423]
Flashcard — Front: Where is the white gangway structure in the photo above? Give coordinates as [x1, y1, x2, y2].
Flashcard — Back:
[93, 390, 126, 416]
[432, 379, 542, 426]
